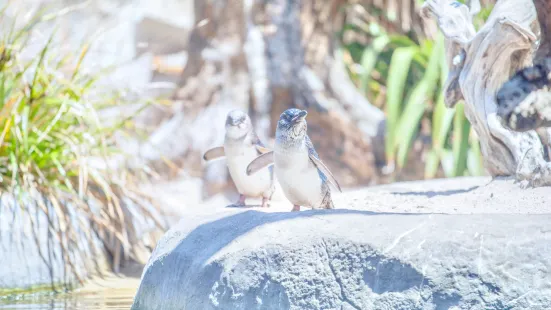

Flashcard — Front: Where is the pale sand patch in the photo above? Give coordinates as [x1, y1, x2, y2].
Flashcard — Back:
[192, 176, 551, 215]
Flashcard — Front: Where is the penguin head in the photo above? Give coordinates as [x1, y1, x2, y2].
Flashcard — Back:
[277, 108, 308, 141]
[225, 109, 252, 139]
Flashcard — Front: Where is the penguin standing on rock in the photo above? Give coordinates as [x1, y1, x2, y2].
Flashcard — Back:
[247, 108, 341, 211]
[203, 110, 274, 208]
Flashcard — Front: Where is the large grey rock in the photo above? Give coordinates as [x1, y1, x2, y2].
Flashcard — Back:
[132, 177, 551, 310]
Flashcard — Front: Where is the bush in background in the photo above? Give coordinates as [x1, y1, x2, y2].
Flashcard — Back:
[0, 5, 165, 285]
[340, 1, 494, 180]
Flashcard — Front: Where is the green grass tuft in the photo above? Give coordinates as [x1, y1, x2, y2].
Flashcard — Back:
[341, 3, 488, 179]
[0, 4, 165, 288]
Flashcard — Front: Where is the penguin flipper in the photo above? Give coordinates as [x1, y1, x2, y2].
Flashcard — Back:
[247, 151, 274, 175]
[309, 155, 342, 193]
[203, 146, 225, 161]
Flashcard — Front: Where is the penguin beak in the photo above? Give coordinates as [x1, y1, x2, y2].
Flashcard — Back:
[292, 110, 307, 123]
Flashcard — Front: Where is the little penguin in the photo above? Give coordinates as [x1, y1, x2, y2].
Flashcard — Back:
[203, 110, 274, 208]
[246, 108, 341, 211]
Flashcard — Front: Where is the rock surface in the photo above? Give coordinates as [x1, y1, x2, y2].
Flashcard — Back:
[132, 177, 551, 310]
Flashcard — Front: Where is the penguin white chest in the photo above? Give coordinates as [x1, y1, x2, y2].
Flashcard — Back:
[225, 144, 272, 197]
[274, 150, 324, 207]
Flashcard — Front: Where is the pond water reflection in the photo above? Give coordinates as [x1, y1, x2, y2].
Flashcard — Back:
[0, 274, 139, 310]
[0, 287, 134, 310]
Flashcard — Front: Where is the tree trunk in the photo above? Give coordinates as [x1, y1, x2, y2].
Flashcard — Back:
[422, 0, 551, 187]
[158, 0, 388, 193]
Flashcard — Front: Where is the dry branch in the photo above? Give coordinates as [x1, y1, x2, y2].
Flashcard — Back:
[422, 0, 551, 187]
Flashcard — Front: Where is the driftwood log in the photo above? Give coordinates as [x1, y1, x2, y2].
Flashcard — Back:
[421, 0, 551, 187]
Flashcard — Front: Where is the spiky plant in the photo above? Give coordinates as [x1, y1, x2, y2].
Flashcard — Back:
[340, 1, 492, 180]
[0, 5, 165, 288]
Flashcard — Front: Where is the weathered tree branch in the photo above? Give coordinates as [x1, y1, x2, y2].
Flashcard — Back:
[422, 0, 551, 187]
[420, 0, 477, 108]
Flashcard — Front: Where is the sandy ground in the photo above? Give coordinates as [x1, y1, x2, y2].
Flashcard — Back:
[190, 176, 551, 215]
[339, 176, 551, 214]
[78, 263, 143, 293]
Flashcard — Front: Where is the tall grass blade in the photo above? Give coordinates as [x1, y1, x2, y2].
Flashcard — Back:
[425, 93, 454, 178]
[0, 4, 166, 285]
[467, 129, 485, 176]
[385, 46, 417, 163]
[395, 81, 429, 168]
[30, 31, 56, 102]
[21, 105, 29, 156]
[0, 73, 5, 104]
[395, 35, 443, 168]
[359, 34, 390, 93]
[424, 150, 440, 178]
[71, 42, 92, 81]
[452, 102, 470, 177]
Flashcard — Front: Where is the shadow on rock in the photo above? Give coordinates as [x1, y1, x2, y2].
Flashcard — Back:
[391, 186, 479, 198]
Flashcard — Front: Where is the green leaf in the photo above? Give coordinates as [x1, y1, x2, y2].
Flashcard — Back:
[388, 35, 417, 48]
[385, 46, 418, 162]
[432, 94, 455, 150]
[21, 105, 29, 155]
[423, 33, 453, 178]
[439, 34, 449, 83]
[394, 35, 444, 168]
[71, 39, 95, 81]
[30, 30, 56, 102]
[9, 151, 18, 186]
[467, 130, 485, 176]
[424, 150, 440, 179]
[425, 91, 455, 178]
[395, 80, 429, 168]
[452, 102, 471, 177]
[0, 73, 5, 104]
[359, 35, 390, 93]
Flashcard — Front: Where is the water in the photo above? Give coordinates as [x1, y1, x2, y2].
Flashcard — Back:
[0, 289, 134, 310]
[0, 275, 138, 310]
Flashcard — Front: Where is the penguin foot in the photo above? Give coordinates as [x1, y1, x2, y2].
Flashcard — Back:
[227, 194, 247, 208]
[291, 205, 300, 212]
